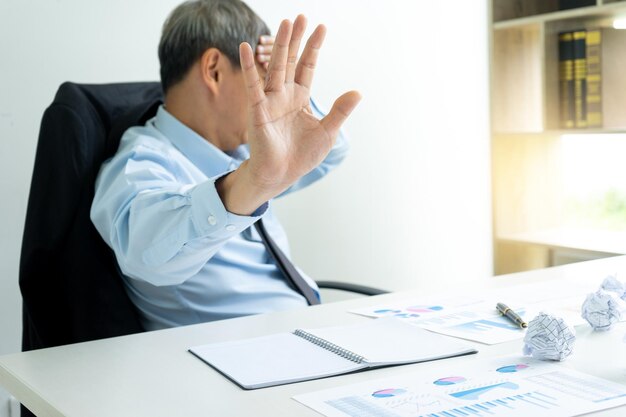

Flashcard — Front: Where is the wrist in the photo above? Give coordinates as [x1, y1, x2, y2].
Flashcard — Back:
[216, 161, 274, 216]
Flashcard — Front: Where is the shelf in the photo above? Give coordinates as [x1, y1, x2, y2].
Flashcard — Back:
[498, 228, 626, 255]
[543, 21, 626, 130]
[491, 15, 626, 132]
[493, 128, 626, 136]
[491, 0, 626, 274]
[493, 2, 626, 30]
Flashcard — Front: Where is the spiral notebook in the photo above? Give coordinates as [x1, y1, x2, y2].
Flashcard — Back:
[188, 317, 477, 389]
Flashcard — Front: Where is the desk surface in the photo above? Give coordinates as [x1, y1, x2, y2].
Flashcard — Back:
[2, 257, 626, 417]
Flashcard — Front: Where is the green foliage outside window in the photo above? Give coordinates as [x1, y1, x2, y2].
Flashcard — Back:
[565, 188, 626, 231]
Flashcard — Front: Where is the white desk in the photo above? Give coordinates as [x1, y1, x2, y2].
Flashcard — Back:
[2, 256, 626, 417]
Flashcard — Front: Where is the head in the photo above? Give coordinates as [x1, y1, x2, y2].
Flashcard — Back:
[159, 0, 270, 150]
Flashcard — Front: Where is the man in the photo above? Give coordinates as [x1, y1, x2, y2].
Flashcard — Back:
[91, 0, 360, 331]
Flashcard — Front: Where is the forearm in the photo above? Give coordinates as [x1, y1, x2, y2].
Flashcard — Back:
[93, 177, 262, 286]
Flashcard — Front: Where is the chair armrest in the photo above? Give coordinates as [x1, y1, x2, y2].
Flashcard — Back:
[316, 281, 389, 296]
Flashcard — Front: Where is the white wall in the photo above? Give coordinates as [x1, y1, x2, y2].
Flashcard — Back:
[0, 1, 183, 414]
[253, 0, 493, 291]
[0, 1, 490, 415]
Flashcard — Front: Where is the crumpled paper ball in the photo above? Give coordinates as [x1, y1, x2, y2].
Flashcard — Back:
[600, 275, 626, 300]
[579, 274, 626, 331]
[523, 313, 575, 361]
[581, 290, 626, 331]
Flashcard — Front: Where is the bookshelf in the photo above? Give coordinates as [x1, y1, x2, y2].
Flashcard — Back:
[490, 0, 626, 274]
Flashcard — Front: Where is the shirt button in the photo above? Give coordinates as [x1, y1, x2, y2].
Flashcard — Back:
[207, 215, 217, 225]
[225, 224, 236, 232]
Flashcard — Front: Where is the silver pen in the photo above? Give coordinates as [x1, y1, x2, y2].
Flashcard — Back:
[496, 302, 527, 329]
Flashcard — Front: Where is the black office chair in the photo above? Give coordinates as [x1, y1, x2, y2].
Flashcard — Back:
[19, 81, 387, 416]
[20, 82, 161, 353]
[19, 82, 163, 417]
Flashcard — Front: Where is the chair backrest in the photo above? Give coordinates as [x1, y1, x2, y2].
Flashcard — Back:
[20, 82, 163, 351]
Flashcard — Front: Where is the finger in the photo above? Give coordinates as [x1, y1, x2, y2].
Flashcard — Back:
[256, 52, 271, 64]
[239, 42, 265, 107]
[265, 19, 292, 91]
[295, 24, 326, 89]
[255, 44, 273, 56]
[286, 15, 307, 83]
[259, 35, 274, 46]
[320, 91, 362, 138]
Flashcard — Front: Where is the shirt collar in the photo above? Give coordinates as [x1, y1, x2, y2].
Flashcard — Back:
[153, 105, 248, 178]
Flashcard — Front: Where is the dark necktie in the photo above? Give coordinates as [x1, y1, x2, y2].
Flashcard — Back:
[254, 218, 320, 305]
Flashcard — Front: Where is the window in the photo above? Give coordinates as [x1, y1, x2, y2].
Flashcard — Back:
[561, 133, 626, 231]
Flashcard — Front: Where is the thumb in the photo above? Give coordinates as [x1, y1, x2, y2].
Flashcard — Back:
[320, 91, 362, 138]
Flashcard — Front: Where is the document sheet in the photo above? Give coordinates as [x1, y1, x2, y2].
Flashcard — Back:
[294, 355, 626, 417]
[350, 280, 590, 344]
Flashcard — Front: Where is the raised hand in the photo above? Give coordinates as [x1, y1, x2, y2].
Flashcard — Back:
[217, 15, 360, 216]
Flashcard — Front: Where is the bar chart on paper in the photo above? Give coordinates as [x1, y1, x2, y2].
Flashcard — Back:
[293, 357, 626, 417]
[321, 384, 566, 417]
[324, 391, 563, 417]
[416, 308, 529, 344]
[425, 390, 565, 417]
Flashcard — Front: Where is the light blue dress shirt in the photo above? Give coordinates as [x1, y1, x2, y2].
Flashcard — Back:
[91, 101, 348, 331]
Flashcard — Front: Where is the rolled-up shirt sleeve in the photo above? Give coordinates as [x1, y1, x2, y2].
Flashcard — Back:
[91, 139, 266, 287]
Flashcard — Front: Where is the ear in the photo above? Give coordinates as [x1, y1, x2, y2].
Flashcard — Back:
[200, 48, 222, 94]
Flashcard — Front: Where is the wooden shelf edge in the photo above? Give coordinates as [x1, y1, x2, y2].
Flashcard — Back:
[493, 2, 626, 30]
[496, 228, 626, 255]
[492, 128, 626, 136]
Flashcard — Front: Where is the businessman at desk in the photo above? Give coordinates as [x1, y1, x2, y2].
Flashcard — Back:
[91, 0, 361, 331]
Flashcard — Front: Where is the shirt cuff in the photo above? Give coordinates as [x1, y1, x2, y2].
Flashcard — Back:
[190, 177, 268, 239]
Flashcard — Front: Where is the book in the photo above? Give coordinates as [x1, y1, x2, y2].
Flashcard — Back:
[584, 28, 626, 129]
[559, 31, 575, 128]
[585, 29, 602, 128]
[559, 29, 588, 128]
[559, 28, 626, 129]
[189, 317, 477, 389]
[572, 30, 587, 128]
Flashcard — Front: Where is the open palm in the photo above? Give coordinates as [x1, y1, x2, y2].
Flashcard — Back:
[239, 15, 361, 194]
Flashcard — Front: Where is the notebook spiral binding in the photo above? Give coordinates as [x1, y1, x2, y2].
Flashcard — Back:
[293, 329, 365, 364]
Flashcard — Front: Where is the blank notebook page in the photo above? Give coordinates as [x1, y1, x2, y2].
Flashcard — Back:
[190, 332, 360, 388]
[304, 317, 471, 364]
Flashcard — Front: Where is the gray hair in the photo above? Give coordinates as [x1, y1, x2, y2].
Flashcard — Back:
[158, 0, 270, 93]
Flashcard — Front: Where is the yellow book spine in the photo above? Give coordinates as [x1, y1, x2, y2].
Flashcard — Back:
[573, 30, 587, 128]
[585, 29, 602, 128]
[559, 32, 575, 129]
